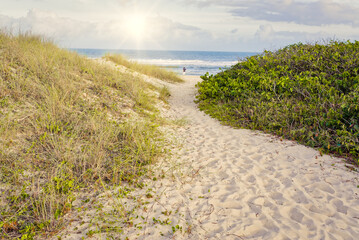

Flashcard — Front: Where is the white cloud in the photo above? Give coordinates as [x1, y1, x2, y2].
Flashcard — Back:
[0, 9, 213, 50]
[231, 0, 359, 26]
[181, 0, 359, 26]
[252, 23, 350, 51]
[255, 24, 275, 41]
[0, 9, 98, 46]
[1, 0, 358, 51]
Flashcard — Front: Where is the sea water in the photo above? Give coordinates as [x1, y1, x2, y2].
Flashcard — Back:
[70, 49, 259, 76]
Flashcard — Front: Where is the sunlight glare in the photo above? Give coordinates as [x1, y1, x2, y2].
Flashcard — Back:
[125, 14, 147, 40]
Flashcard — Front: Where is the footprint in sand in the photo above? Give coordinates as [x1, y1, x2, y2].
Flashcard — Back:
[96, 76, 359, 240]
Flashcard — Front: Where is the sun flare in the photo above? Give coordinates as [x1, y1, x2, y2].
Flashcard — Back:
[125, 14, 147, 39]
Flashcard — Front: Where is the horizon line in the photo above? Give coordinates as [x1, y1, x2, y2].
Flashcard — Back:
[67, 47, 261, 54]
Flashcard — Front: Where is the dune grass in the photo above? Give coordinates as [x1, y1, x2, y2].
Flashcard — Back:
[0, 32, 169, 238]
[196, 41, 359, 165]
[105, 54, 183, 83]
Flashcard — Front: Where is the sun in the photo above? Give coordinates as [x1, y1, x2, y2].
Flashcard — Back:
[125, 14, 147, 40]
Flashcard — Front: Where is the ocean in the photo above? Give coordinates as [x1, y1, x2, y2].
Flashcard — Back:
[70, 49, 259, 76]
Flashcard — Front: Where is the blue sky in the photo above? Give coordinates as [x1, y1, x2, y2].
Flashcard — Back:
[1, 0, 359, 52]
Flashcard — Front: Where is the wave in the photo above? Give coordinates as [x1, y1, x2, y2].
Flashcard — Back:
[132, 58, 239, 67]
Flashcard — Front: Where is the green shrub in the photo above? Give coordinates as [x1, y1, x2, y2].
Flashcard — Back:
[196, 41, 359, 165]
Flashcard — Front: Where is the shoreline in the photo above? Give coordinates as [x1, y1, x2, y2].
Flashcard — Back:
[70, 48, 247, 76]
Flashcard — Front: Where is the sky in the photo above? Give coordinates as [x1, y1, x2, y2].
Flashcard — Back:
[1, 0, 359, 52]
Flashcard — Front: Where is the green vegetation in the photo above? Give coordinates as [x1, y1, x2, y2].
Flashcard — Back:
[105, 54, 183, 83]
[0, 32, 170, 238]
[196, 41, 359, 165]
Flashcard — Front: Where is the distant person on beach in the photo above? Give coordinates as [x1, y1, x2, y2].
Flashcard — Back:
[183, 67, 186, 75]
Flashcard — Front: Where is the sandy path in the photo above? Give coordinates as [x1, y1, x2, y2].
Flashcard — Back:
[56, 75, 359, 240]
[120, 75, 359, 240]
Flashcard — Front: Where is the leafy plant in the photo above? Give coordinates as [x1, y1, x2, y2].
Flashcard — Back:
[196, 40, 359, 165]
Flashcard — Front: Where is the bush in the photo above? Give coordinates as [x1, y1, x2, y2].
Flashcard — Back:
[196, 41, 359, 165]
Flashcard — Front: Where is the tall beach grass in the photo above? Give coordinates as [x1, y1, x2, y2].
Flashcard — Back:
[0, 32, 168, 238]
[105, 54, 183, 83]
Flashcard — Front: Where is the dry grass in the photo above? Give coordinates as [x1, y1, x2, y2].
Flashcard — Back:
[105, 54, 184, 83]
[0, 32, 167, 238]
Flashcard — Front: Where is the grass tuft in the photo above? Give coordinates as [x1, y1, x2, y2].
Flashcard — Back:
[159, 86, 171, 104]
[105, 54, 183, 83]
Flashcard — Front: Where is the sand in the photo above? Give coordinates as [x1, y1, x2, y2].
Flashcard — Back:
[122, 75, 359, 239]
[57, 75, 359, 240]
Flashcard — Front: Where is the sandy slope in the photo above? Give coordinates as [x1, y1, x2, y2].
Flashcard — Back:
[120, 75, 359, 240]
[56, 75, 359, 240]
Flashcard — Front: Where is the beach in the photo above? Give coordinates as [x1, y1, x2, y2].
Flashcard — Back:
[55, 74, 359, 239]
[2, 5, 359, 239]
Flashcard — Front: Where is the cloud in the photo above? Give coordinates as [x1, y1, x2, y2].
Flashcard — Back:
[0, 9, 96, 42]
[252, 23, 347, 51]
[255, 24, 275, 41]
[230, 28, 238, 34]
[181, 0, 359, 26]
[0, 9, 212, 50]
[147, 16, 209, 39]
